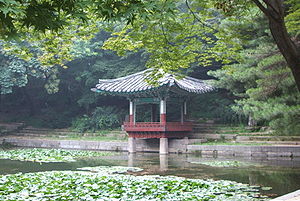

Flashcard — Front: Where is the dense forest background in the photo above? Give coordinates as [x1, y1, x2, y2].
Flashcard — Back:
[0, 1, 299, 135]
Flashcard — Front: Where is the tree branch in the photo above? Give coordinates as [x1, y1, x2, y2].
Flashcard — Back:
[185, 0, 218, 32]
[252, 0, 280, 22]
[262, 0, 282, 16]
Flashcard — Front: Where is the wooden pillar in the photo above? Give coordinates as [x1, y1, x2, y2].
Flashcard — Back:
[133, 101, 136, 124]
[129, 100, 136, 125]
[181, 102, 184, 124]
[160, 98, 166, 125]
[129, 100, 133, 124]
[181, 101, 187, 123]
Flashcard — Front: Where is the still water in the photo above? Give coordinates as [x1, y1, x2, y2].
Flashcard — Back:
[1, 152, 300, 197]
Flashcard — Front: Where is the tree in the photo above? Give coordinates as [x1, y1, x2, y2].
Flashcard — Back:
[0, 54, 45, 94]
[0, 0, 89, 38]
[209, 15, 300, 134]
[99, 0, 300, 91]
[1, 0, 299, 90]
[252, 0, 300, 92]
[0, 30, 147, 128]
[212, 0, 300, 91]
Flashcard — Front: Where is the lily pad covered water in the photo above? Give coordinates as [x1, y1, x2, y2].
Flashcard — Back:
[0, 148, 113, 162]
[0, 166, 270, 201]
[190, 160, 253, 168]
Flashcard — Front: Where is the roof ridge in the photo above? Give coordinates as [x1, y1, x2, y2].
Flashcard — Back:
[98, 68, 151, 83]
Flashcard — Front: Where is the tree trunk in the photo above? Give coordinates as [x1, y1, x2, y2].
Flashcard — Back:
[265, 0, 300, 91]
[248, 115, 257, 127]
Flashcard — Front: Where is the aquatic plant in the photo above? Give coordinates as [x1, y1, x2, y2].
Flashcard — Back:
[190, 160, 253, 168]
[78, 166, 143, 174]
[0, 166, 270, 201]
[0, 148, 114, 163]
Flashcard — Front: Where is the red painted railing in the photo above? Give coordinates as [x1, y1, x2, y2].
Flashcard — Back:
[123, 122, 193, 132]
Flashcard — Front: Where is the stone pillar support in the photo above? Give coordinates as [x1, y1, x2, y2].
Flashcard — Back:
[159, 138, 168, 154]
[128, 137, 136, 153]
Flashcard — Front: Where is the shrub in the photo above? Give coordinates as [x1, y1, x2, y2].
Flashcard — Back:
[72, 106, 123, 132]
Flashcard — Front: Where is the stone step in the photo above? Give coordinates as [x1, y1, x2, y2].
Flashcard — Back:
[192, 129, 248, 134]
[190, 133, 299, 141]
[20, 128, 124, 135]
[16, 130, 77, 135]
[236, 136, 300, 142]
[23, 127, 60, 131]
[0, 122, 24, 132]
[0, 122, 24, 127]
[238, 132, 273, 136]
[191, 131, 272, 136]
[188, 139, 207, 144]
[192, 124, 229, 128]
[13, 132, 127, 138]
[193, 126, 240, 130]
[240, 141, 300, 145]
[189, 133, 238, 140]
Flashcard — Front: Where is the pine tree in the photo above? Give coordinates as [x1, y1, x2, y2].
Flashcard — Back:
[209, 16, 300, 135]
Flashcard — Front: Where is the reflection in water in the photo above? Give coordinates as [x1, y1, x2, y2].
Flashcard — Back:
[128, 153, 134, 167]
[1, 153, 300, 197]
[159, 154, 168, 171]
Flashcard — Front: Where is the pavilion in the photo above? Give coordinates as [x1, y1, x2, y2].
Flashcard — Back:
[91, 69, 214, 154]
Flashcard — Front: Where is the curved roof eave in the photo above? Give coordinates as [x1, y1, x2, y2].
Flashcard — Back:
[92, 68, 214, 96]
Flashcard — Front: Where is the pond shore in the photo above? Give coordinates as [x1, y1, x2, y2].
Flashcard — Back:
[1, 136, 300, 159]
[270, 189, 300, 201]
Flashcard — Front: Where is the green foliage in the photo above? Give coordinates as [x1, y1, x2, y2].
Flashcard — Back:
[70, 31, 146, 112]
[28, 110, 73, 129]
[0, 0, 89, 38]
[72, 107, 124, 132]
[71, 115, 91, 133]
[0, 30, 146, 129]
[0, 166, 269, 200]
[230, 46, 300, 135]
[1, 0, 298, 86]
[102, 1, 243, 78]
[0, 54, 45, 94]
[0, 148, 114, 163]
[190, 92, 247, 124]
[0, 18, 100, 93]
[285, 0, 300, 36]
[209, 15, 300, 135]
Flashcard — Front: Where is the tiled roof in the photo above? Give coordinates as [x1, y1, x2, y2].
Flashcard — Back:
[91, 69, 214, 97]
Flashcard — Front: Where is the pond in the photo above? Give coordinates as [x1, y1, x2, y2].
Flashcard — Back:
[1, 151, 300, 199]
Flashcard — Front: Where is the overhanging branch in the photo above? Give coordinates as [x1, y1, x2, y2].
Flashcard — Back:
[185, 0, 218, 32]
[252, 0, 280, 22]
